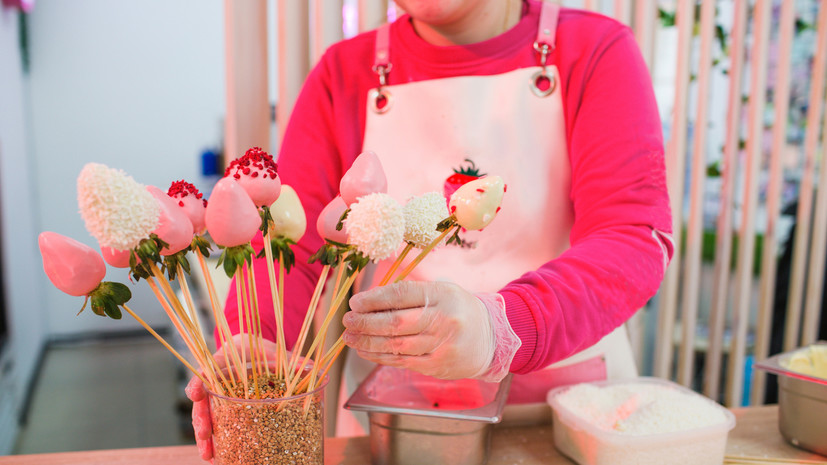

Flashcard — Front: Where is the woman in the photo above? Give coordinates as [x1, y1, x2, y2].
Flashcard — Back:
[188, 0, 672, 458]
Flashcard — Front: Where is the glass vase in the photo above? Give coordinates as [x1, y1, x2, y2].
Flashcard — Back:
[206, 367, 328, 465]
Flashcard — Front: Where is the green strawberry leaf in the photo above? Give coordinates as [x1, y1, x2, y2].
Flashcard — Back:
[83, 281, 131, 320]
[343, 251, 369, 277]
[130, 234, 167, 282]
[216, 244, 255, 278]
[436, 216, 457, 232]
[336, 208, 350, 231]
[309, 241, 350, 267]
[99, 281, 132, 306]
[191, 235, 212, 258]
[259, 207, 274, 235]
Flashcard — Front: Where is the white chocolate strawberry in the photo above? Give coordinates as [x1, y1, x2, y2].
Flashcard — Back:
[268, 184, 306, 242]
[205, 176, 261, 247]
[77, 162, 159, 251]
[339, 151, 388, 206]
[100, 246, 132, 268]
[39, 232, 106, 296]
[147, 186, 194, 256]
[316, 196, 349, 244]
[448, 176, 505, 231]
[167, 180, 207, 235]
[225, 147, 282, 207]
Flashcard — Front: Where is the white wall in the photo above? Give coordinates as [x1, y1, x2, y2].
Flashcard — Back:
[0, 5, 46, 454]
[26, 0, 225, 337]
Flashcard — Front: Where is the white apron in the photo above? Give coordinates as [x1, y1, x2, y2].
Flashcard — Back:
[335, 1, 637, 436]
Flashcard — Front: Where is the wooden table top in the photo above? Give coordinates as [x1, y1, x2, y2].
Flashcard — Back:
[0, 405, 823, 464]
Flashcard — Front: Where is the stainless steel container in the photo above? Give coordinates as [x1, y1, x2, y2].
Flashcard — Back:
[345, 366, 512, 465]
[755, 342, 827, 456]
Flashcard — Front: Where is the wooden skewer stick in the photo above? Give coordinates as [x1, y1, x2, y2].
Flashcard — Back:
[122, 304, 209, 387]
[176, 263, 206, 345]
[306, 264, 348, 390]
[296, 335, 346, 394]
[145, 278, 216, 387]
[148, 263, 222, 386]
[285, 272, 358, 398]
[379, 242, 414, 286]
[246, 261, 270, 376]
[287, 264, 331, 377]
[147, 268, 223, 392]
[195, 251, 243, 387]
[263, 231, 288, 379]
[234, 275, 250, 398]
[315, 338, 346, 389]
[394, 224, 459, 282]
[175, 263, 231, 391]
[239, 266, 261, 399]
[724, 457, 827, 465]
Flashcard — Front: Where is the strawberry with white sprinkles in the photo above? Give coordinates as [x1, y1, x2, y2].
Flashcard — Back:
[77, 163, 160, 251]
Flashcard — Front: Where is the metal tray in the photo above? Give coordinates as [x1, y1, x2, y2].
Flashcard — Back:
[345, 366, 512, 465]
[345, 365, 512, 422]
[755, 341, 827, 456]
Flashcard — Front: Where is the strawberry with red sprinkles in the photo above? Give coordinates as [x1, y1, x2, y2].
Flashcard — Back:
[224, 147, 282, 208]
[168, 180, 208, 235]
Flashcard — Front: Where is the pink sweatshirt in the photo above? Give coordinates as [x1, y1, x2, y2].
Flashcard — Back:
[224, 0, 673, 375]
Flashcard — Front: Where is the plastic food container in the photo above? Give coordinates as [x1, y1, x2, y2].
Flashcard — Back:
[546, 377, 735, 465]
[344, 365, 512, 465]
[755, 341, 827, 456]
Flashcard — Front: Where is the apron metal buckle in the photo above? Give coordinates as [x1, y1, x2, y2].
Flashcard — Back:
[368, 87, 393, 114]
[531, 41, 556, 97]
[529, 69, 556, 98]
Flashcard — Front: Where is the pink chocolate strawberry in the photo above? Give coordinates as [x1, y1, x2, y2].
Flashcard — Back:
[224, 147, 281, 207]
[443, 159, 486, 203]
[167, 180, 208, 235]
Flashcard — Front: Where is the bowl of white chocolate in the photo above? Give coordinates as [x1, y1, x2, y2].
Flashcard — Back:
[756, 341, 827, 456]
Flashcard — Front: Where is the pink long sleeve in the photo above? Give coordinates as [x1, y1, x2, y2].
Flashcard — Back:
[502, 23, 672, 373]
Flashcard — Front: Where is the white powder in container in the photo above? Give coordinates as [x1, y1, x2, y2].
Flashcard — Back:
[548, 378, 736, 465]
[554, 382, 728, 435]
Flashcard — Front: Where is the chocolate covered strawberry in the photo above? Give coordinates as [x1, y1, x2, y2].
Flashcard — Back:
[225, 147, 281, 208]
[443, 159, 486, 202]
[167, 180, 207, 235]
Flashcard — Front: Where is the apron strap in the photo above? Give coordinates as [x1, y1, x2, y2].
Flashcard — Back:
[369, 23, 393, 113]
[373, 23, 392, 86]
[536, 0, 560, 51]
[530, 0, 560, 97]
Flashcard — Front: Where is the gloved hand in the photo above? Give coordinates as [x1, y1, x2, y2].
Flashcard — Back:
[342, 281, 521, 382]
[185, 334, 280, 462]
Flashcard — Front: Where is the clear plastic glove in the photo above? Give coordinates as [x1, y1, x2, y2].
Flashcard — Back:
[342, 281, 521, 382]
[185, 334, 280, 462]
